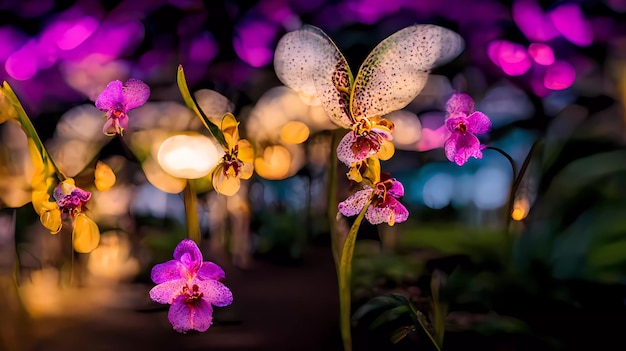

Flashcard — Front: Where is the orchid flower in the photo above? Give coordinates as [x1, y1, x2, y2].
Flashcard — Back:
[211, 113, 254, 196]
[52, 178, 100, 253]
[444, 93, 492, 166]
[338, 173, 408, 226]
[274, 24, 464, 170]
[95, 78, 150, 136]
[149, 238, 233, 333]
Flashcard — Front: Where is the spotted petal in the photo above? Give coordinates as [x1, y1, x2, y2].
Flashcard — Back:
[196, 279, 233, 307]
[351, 24, 464, 120]
[173, 238, 203, 274]
[338, 188, 373, 217]
[274, 25, 354, 129]
[95, 80, 124, 111]
[168, 294, 214, 333]
[149, 279, 186, 304]
[365, 197, 409, 226]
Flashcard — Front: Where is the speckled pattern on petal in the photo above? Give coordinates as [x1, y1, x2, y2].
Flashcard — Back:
[387, 179, 405, 198]
[338, 188, 373, 217]
[122, 78, 150, 110]
[445, 92, 474, 117]
[95, 80, 124, 111]
[351, 24, 464, 120]
[167, 295, 214, 333]
[196, 279, 233, 307]
[151, 260, 186, 284]
[149, 279, 186, 304]
[467, 111, 492, 134]
[274, 25, 354, 129]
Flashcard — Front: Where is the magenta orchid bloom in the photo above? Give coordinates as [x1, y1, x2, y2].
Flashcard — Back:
[444, 93, 492, 166]
[149, 239, 233, 333]
[95, 78, 150, 136]
[53, 178, 91, 218]
[338, 173, 408, 226]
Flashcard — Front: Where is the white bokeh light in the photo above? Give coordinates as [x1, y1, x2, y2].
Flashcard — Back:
[157, 134, 221, 179]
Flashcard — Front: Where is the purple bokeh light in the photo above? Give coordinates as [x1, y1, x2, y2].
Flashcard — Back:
[512, 0, 558, 42]
[488, 40, 532, 76]
[233, 19, 277, 68]
[543, 60, 575, 91]
[528, 43, 554, 66]
[548, 4, 593, 47]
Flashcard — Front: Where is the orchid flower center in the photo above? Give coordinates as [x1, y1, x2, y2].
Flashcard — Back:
[454, 120, 467, 133]
[223, 144, 243, 178]
[371, 178, 394, 207]
[182, 284, 204, 305]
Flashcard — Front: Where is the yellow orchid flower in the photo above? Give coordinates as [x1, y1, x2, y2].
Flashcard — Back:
[211, 113, 254, 196]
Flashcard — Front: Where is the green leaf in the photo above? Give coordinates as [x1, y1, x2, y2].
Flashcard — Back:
[390, 326, 413, 344]
[176, 65, 227, 148]
[1, 81, 65, 181]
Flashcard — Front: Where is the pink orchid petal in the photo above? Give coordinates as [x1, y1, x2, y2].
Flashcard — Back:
[466, 111, 492, 134]
[196, 279, 233, 307]
[122, 78, 150, 110]
[387, 179, 405, 198]
[445, 116, 465, 133]
[95, 80, 124, 111]
[168, 295, 214, 333]
[336, 131, 358, 165]
[447, 132, 482, 166]
[149, 279, 186, 304]
[198, 262, 226, 280]
[338, 188, 373, 217]
[446, 93, 474, 117]
[365, 197, 408, 225]
[102, 117, 115, 135]
[173, 238, 203, 274]
[151, 260, 186, 284]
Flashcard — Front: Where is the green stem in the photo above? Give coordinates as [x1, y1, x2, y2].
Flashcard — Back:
[327, 129, 342, 268]
[2, 82, 66, 181]
[183, 180, 200, 244]
[407, 303, 442, 351]
[486, 146, 517, 257]
[338, 200, 370, 351]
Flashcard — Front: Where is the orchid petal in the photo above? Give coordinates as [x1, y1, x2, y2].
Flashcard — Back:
[173, 238, 203, 274]
[149, 279, 185, 304]
[151, 260, 187, 284]
[198, 262, 226, 280]
[95, 80, 124, 111]
[466, 111, 492, 134]
[122, 78, 150, 110]
[446, 93, 475, 117]
[168, 294, 214, 333]
[274, 25, 354, 129]
[387, 179, 405, 198]
[338, 188, 372, 217]
[351, 25, 464, 120]
[196, 279, 233, 307]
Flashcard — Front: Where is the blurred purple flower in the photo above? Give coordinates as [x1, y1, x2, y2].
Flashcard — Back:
[53, 178, 91, 218]
[338, 173, 408, 226]
[444, 93, 492, 166]
[149, 239, 233, 333]
[95, 78, 149, 136]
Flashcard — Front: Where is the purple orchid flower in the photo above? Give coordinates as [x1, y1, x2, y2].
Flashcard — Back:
[53, 179, 91, 218]
[338, 173, 408, 226]
[444, 93, 492, 166]
[149, 239, 233, 333]
[95, 78, 150, 136]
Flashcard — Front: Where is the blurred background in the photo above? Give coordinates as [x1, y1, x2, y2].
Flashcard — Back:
[0, 0, 625, 350]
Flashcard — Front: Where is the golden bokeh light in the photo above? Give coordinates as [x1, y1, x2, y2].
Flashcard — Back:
[511, 197, 530, 221]
[280, 121, 310, 144]
[157, 133, 221, 179]
[254, 145, 291, 180]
